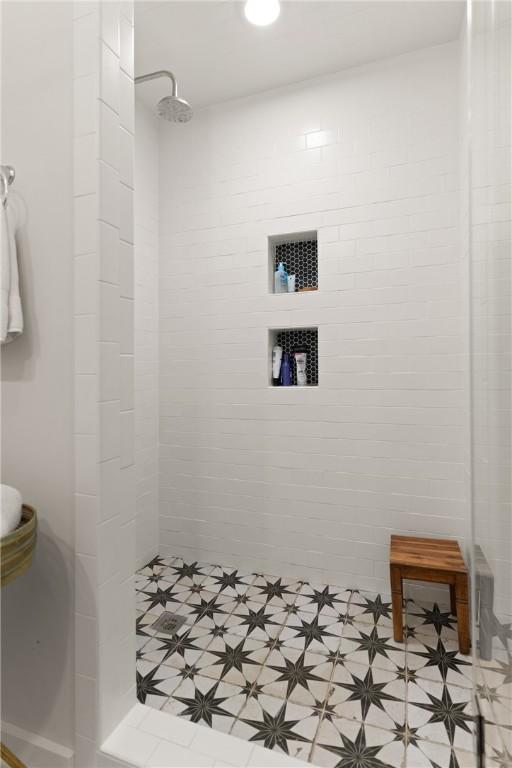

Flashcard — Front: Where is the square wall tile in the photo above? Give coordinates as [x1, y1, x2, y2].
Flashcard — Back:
[75, 374, 98, 434]
[100, 221, 120, 284]
[101, 0, 120, 56]
[74, 74, 98, 137]
[75, 552, 97, 617]
[99, 400, 120, 462]
[119, 241, 134, 299]
[99, 458, 120, 523]
[98, 575, 123, 646]
[98, 517, 122, 584]
[118, 520, 136, 581]
[120, 410, 134, 468]
[75, 673, 97, 741]
[119, 71, 134, 134]
[99, 282, 120, 342]
[75, 493, 98, 557]
[99, 341, 120, 402]
[119, 128, 134, 188]
[75, 613, 98, 678]
[120, 354, 134, 410]
[74, 134, 98, 196]
[75, 315, 97, 375]
[120, 298, 134, 354]
[120, 15, 134, 77]
[99, 161, 120, 228]
[74, 736, 97, 768]
[100, 42, 119, 114]
[100, 102, 120, 171]
[119, 183, 134, 243]
[119, 464, 136, 524]
[74, 252, 98, 316]
[74, 194, 98, 256]
[120, 1, 134, 24]
[73, 10, 100, 78]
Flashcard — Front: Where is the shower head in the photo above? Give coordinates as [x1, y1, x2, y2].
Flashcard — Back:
[135, 70, 193, 123]
[157, 95, 193, 123]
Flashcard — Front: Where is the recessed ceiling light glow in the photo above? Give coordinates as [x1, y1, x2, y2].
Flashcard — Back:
[244, 0, 280, 26]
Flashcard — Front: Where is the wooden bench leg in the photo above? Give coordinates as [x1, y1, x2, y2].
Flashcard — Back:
[450, 583, 456, 615]
[390, 564, 404, 643]
[455, 573, 470, 655]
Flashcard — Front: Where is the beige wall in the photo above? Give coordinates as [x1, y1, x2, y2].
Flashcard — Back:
[1, 0, 75, 754]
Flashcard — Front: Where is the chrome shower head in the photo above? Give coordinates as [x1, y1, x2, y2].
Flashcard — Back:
[157, 95, 193, 123]
[135, 70, 193, 123]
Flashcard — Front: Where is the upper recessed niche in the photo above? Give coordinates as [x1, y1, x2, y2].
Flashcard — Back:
[268, 231, 318, 294]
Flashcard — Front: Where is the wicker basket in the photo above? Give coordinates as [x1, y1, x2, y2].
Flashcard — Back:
[1, 504, 37, 588]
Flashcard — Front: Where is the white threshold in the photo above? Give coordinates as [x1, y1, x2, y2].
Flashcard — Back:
[101, 703, 310, 768]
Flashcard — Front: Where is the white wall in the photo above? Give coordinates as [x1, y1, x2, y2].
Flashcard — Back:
[158, 42, 468, 594]
[135, 100, 160, 569]
[0, 0, 75, 756]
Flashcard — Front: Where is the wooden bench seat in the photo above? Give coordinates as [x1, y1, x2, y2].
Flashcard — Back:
[390, 534, 470, 654]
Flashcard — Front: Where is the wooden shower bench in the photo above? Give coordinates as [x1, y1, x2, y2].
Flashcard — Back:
[390, 534, 470, 654]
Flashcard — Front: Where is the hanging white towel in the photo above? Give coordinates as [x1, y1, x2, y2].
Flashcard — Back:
[0, 196, 23, 345]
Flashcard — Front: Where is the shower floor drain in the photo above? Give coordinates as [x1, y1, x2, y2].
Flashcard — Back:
[150, 612, 187, 635]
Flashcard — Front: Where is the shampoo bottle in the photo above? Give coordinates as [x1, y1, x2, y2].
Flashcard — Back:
[274, 262, 288, 293]
[272, 345, 283, 386]
[294, 349, 308, 386]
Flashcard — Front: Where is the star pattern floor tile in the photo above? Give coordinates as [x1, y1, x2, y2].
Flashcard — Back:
[135, 556, 478, 766]
[232, 694, 318, 762]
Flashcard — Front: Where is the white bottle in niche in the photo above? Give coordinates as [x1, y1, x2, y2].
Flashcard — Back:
[272, 345, 283, 385]
[274, 262, 288, 293]
[294, 350, 308, 386]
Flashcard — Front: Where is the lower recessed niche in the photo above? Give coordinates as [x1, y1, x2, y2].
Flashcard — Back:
[269, 327, 318, 386]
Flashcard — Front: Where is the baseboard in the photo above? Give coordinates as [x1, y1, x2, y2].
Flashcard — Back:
[0, 721, 73, 768]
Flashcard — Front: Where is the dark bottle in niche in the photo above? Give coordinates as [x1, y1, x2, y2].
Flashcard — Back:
[280, 352, 292, 386]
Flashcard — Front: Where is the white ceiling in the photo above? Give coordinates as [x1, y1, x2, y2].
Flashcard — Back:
[135, 1, 464, 112]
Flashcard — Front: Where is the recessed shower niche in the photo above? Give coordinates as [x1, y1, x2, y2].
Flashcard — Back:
[268, 231, 318, 293]
[269, 327, 319, 386]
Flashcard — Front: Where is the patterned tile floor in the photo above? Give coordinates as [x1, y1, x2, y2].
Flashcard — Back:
[136, 556, 477, 767]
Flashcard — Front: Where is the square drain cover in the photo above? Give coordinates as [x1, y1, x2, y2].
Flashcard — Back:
[151, 612, 187, 635]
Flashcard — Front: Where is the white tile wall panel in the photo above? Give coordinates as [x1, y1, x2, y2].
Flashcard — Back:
[157, 42, 469, 592]
[134, 101, 160, 568]
[73, 0, 135, 750]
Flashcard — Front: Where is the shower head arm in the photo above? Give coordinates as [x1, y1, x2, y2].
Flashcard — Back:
[134, 70, 178, 98]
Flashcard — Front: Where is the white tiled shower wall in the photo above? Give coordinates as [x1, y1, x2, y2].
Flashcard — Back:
[470, 4, 511, 754]
[471, 4, 511, 630]
[73, 1, 136, 764]
[135, 101, 160, 569]
[158, 42, 469, 595]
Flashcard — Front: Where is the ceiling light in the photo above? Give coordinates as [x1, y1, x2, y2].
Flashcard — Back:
[244, 0, 280, 26]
